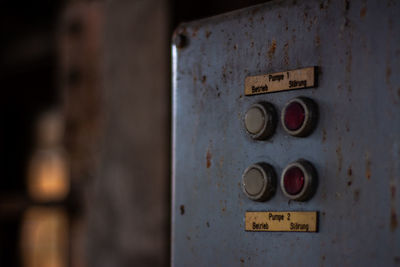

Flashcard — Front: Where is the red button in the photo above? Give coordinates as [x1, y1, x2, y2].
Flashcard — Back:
[283, 166, 305, 195]
[283, 101, 305, 131]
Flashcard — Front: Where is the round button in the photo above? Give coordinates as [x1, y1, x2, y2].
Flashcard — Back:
[242, 163, 276, 201]
[281, 97, 318, 137]
[245, 107, 264, 134]
[244, 102, 277, 140]
[283, 166, 305, 195]
[280, 159, 317, 201]
[284, 101, 305, 131]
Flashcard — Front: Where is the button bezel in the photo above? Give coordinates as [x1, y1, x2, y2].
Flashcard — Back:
[244, 102, 277, 140]
[281, 97, 318, 137]
[242, 162, 276, 201]
[280, 159, 317, 201]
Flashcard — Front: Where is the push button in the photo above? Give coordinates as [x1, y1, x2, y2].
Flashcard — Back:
[244, 102, 277, 140]
[242, 163, 276, 201]
[280, 159, 317, 201]
[281, 97, 318, 137]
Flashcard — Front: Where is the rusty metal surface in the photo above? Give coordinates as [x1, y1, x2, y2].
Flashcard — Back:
[172, 0, 400, 265]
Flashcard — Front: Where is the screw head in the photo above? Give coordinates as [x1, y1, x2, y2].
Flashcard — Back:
[173, 33, 187, 49]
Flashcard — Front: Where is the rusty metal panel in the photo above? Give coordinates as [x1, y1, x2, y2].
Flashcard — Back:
[172, 0, 400, 266]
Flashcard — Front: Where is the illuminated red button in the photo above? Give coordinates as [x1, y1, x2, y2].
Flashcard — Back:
[280, 160, 317, 201]
[283, 166, 304, 195]
[281, 97, 318, 137]
[283, 102, 305, 131]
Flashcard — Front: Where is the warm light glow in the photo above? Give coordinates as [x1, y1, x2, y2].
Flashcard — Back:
[28, 150, 70, 202]
[20, 207, 68, 267]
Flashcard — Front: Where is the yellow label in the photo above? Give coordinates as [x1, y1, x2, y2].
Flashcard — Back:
[244, 67, 316, 96]
[245, 211, 318, 232]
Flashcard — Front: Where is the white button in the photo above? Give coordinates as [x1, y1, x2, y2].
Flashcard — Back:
[243, 168, 264, 196]
[242, 163, 276, 201]
[244, 102, 277, 140]
[245, 107, 265, 134]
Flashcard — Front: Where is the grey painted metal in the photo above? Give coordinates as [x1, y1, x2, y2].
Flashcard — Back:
[172, 0, 400, 266]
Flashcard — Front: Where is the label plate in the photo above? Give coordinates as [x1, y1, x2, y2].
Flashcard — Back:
[245, 211, 318, 232]
[244, 67, 316, 96]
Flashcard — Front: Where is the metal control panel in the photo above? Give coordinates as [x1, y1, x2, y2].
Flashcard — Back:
[172, 0, 400, 265]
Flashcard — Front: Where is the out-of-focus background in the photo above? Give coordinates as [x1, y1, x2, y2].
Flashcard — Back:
[0, 1, 266, 266]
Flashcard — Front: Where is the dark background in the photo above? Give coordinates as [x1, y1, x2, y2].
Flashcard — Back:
[0, 0, 266, 266]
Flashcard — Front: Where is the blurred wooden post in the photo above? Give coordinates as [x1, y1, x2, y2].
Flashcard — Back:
[59, 0, 170, 266]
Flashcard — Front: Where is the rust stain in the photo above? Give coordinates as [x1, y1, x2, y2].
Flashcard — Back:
[353, 190, 360, 202]
[322, 129, 327, 142]
[386, 66, 392, 82]
[191, 26, 199, 37]
[219, 157, 224, 169]
[315, 34, 321, 47]
[360, 7, 367, 18]
[233, 44, 238, 50]
[267, 39, 277, 60]
[205, 31, 212, 38]
[283, 42, 289, 65]
[365, 152, 371, 180]
[391, 208, 398, 231]
[347, 166, 353, 177]
[206, 149, 212, 168]
[180, 205, 185, 215]
[344, 0, 350, 11]
[390, 185, 398, 231]
[319, 1, 330, 10]
[336, 145, 343, 172]
[240, 258, 245, 263]
[345, 47, 352, 93]
[201, 75, 207, 84]
[347, 181, 352, 186]
[220, 199, 227, 212]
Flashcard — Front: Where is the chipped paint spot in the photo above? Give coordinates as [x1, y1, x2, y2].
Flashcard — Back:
[315, 34, 321, 47]
[283, 42, 289, 65]
[365, 152, 371, 180]
[354, 190, 360, 202]
[390, 185, 398, 231]
[336, 145, 343, 172]
[180, 205, 185, 215]
[347, 166, 353, 176]
[322, 129, 327, 142]
[360, 7, 367, 18]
